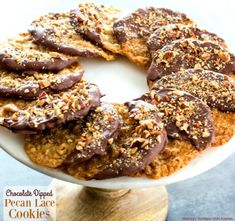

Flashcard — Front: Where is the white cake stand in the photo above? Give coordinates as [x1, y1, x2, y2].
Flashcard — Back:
[1, 1, 235, 220]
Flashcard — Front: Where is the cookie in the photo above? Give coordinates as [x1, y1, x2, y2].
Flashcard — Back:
[144, 108, 235, 179]
[0, 64, 83, 100]
[147, 24, 226, 58]
[151, 69, 235, 112]
[141, 88, 214, 149]
[147, 39, 235, 82]
[29, 11, 115, 60]
[0, 80, 101, 133]
[66, 101, 167, 179]
[63, 102, 122, 165]
[0, 33, 79, 72]
[113, 7, 193, 68]
[72, 3, 122, 54]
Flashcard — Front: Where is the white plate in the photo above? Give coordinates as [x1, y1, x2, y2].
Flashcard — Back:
[0, 0, 235, 189]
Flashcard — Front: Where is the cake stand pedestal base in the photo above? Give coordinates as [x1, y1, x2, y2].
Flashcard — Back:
[50, 179, 168, 221]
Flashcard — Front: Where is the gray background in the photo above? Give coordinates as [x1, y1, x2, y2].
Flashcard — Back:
[1, 149, 235, 220]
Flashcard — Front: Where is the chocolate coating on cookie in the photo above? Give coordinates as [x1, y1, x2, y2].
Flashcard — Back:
[0, 65, 83, 100]
[63, 103, 122, 165]
[72, 3, 122, 54]
[143, 89, 214, 149]
[0, 33, 79, 72]
[147, 39, 235, 81]
[147, 24, 226, 57]
[113, 7, 193, 67]
[151, 69, 235, 112]
[67, 101, 167, 179]
[113, 7, 193, 43]
[29, 12, 115, 60]
[0, 80, 101, 133]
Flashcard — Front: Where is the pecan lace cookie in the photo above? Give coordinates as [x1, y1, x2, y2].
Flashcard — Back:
[65, 101, 167, 180]
[139, 88, 216, 179]
[147, 24, 226, 58]
[72, 3, 122, 54]
[113, 7, 193, 68]
[25, 103, 121, 168]
[147, 39, 235, 82]
[0, 33, 79, 72]
[144, 108, 235, 179]
[29, 11, 115, 60]
[140, 88, 215, 149]
[63, 102, 122, 165]
[0, 80, 101, 133]
[151, 69, 235, 112]
[0, 64, 84, 100]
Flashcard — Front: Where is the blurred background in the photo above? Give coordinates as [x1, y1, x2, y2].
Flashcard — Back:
[0, 0, 235, 220]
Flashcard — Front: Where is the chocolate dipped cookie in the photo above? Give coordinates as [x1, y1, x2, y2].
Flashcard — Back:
[0, 80, 101, 133]
[72, 3, 122, 54]
[0, 64, 83, 100]
[0, 33, 79, 72]
[29, 11, 115, 60]
[147, 39, 235, 82]
[147, 24, 226, 58]
[151, 69, 235, 112]
[144, 108, 235, 179]
[63, 102, 122, 165]
[140, 88, 214, 149]
[113, 7, 193, 68]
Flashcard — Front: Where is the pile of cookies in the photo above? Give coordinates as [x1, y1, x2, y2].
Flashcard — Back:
[0, 3, 234, 180]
